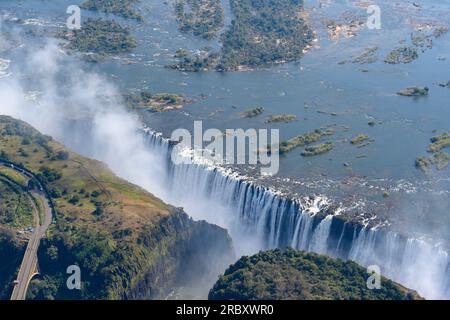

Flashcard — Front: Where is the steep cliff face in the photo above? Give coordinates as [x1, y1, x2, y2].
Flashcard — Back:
[0, 116, 234, 300]
[33, 209, 234, 300]
[125, 210, 234, 299]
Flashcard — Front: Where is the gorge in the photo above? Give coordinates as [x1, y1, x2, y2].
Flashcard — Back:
[0, 0, 449, 301]
[141, 127, 450, 300]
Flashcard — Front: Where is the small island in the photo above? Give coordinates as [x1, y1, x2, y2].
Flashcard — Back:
[416, 132, 450, 172]
[397, 86, 429, 97]
[58, 18, 137, 55]
[301, 142, 334, 157]
[123, 90, 188, 112]
[241, 107, 264, 119]
[219, 0, 313, 71]
[266, 114, 297, 123]
[278, 128, 335, 155]
[350, 134, 370, 145]
[385, 46, 419, 64]
[428, 132, 450, 153]
[168, 0, 313, 72]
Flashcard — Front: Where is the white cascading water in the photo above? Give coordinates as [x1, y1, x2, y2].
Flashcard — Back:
[146, 130, 450, 299]
[143, 130, 449, 299]
[308, 215, 334, 255]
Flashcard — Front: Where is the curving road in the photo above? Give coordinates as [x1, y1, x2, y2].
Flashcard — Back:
[2, 162, 53, 300]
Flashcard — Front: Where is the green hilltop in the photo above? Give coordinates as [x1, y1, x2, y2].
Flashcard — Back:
[209, 248, 422, 300]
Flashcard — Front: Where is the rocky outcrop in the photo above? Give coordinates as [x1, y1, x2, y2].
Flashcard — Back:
[397, 86, 429, 96]
[439, 80, 450, 88]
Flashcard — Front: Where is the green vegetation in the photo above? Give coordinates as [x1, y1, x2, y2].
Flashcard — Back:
[415, 156, 432, 172]
[397, 86, 429, 97]
[0, 178, 34, 228]
[167, 50, 220, 72]
[278, 128, 335, 155]
[428, 133, 450, 153]
[174, 48, 189, 59]
[410, 26, 448, 49]
[123, 90, 187, 112]
[340, 47, 379, 65]
[301, 142, 334, 157]
[80, 0, 142, 21]
[0, 227, 24, 299]
[219, 0, 313, 71]
[432, 152, 450, 170]
[266, 114, 297, 124]
[385, 47, 419, 64]
[209, 248, 421, 300]
[168, 0, 313, 72]
[416, 152, 450, 172]
[0, 159, 36, 229]
[59, 18, 137, 55]
[0, 166, 28, 187]
[350, 134, 370, 145]
[241, 107, 264, 118]
[175, 0, 224, 39]
[411, 33, 433, 49]
[352, 46, 378, 64]
[416, 132, 450, 173]
[433, 26, 449, 38]
[0, 116, 232, 299]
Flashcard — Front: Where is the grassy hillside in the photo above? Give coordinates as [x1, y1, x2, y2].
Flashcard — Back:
[0, 115, 233, 299]
[0, 172, 34, 228]
[209, 248, 421, 300]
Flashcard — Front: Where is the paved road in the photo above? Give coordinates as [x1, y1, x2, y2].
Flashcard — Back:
[3, 163, 53, 300]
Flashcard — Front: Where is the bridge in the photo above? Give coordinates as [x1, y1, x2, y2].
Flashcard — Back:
[0, 161, 53, 300]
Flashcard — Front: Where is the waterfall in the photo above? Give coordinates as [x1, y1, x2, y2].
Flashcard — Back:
[309, 215, 333, 255]
[143, 129, 450, 299]
[291, 212, 315, 251]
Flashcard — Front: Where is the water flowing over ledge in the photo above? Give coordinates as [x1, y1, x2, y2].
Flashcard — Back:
[143, 128, 450, 300]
